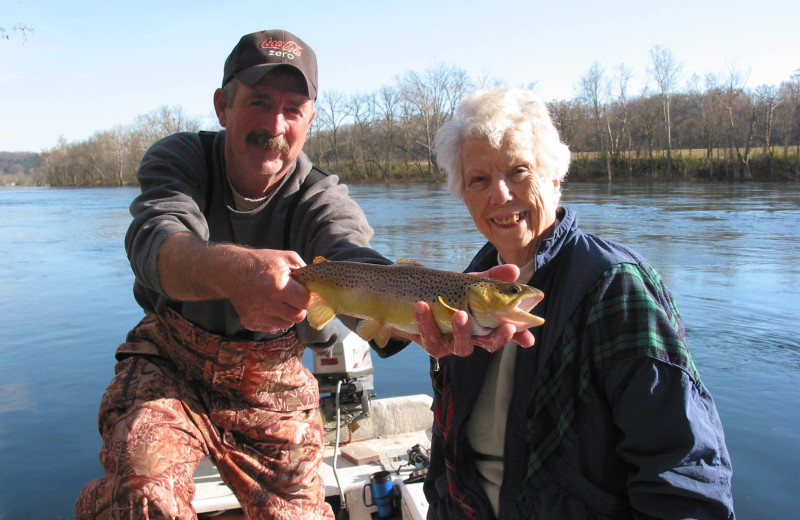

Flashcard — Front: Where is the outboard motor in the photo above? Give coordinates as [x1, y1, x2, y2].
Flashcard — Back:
[312, 319, 375, 420]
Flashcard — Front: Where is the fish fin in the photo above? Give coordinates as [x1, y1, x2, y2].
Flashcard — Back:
[373, 326, 393, 349]
[356, 318, 392, 348]
[356, 318, 381, 342]
[431, 296, 459, 333]
[312, 256, 328, 264]
[437, 296, 459, 313]
[306, 293, 336, 330]
[395, 258, 422, 265]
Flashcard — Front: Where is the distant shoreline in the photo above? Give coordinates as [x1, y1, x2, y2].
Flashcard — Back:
[2, 150, 798, 187]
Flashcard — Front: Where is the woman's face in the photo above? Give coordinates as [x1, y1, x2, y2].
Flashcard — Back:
[461, 131, 559, 267]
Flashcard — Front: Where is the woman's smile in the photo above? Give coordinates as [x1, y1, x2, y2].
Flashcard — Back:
[491, 211, 527, 227]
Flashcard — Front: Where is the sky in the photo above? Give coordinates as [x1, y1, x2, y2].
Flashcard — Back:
[2, 0, 798, 153]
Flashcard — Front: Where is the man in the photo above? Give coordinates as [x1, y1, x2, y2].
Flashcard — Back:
[75, 28, 527, 520]
[75, 29, 408, 520]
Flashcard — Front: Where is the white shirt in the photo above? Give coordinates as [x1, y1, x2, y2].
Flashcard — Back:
[465, 258, 535, 517]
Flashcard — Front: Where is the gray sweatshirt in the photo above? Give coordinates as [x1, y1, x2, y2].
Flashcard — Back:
[125, 131, 391, 346]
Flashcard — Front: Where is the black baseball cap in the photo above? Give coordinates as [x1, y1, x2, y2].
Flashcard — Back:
[222, 29, 318, 100]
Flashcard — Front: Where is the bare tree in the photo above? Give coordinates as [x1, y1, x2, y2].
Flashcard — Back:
[649, 45, 682, 176]
[348, 92, 377, 176]
[399, 63, 471, 175]
[134, 106, 201, 152]
[629, 85, 663, 170]
[396, 94, 426, 176]
[104, 126, 138, 186]
[786, 69, 800, 159]
[716, 62, 755, 180]
[316, 90, 349, 164]
[610, 64, 633, 163]
[549, 98, 585, 152]
[755, 84, 782, 162]
[578, 62, 612, 180]
[376, 85, 401, 178]
[1, 24, 33, 42]
[688, 73, 717, 162]
[42, 137, 70, 185]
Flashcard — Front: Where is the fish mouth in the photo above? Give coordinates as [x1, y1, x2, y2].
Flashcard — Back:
[491, 211, 527, 227]
[516, 292, 543, 313]
[466, 285, 546, 333]
[487, 291, 545, 331]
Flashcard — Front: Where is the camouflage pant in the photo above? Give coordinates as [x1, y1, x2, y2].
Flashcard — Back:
[76, 310, 334, 520]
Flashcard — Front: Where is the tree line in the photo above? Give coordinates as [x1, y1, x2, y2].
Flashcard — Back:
[34, 106, 203, 187]
[559, 47, 799, 181]
[5, 46, 799, 187]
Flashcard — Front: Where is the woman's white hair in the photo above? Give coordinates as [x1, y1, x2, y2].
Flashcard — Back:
[434, 86, 571, 200]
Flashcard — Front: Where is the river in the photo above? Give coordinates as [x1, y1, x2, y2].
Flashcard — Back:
[0, 182, 798, 519]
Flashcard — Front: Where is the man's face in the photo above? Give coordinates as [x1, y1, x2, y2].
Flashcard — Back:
[215, 69, 316, 197]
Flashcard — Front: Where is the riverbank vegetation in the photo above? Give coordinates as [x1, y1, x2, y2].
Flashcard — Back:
[3, 47, 799, 187]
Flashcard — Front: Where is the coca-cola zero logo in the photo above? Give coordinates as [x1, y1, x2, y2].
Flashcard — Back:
[260, 38, 303, 60]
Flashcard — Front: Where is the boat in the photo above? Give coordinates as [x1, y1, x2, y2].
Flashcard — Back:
[192, 320, 433, 520]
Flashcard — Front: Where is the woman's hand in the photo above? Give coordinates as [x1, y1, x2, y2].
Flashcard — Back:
[405, 264, 536, 358]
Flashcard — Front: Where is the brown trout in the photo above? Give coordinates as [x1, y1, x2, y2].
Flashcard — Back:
[292, 257, 545, 348]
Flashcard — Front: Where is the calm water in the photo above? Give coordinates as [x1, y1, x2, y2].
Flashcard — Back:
[0, 183, 798, 519]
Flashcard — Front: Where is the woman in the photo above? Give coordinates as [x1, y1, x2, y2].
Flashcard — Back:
[415, 87, 735, 520]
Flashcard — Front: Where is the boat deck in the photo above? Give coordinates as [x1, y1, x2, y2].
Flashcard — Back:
[193, 394, 433, 520]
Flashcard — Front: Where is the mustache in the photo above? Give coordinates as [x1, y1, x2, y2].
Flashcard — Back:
[245, 131, 290, 154]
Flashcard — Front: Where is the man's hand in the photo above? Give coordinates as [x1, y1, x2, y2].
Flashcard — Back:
[403, 264, 536, 358]
[224, 247, 311, 333]
[158, 233, 312, 333]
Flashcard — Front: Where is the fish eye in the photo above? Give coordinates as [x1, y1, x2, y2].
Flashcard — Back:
[510, 286, 520, 294]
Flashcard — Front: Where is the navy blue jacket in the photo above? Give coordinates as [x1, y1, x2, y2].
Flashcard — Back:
[424, 207, 734, 520]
